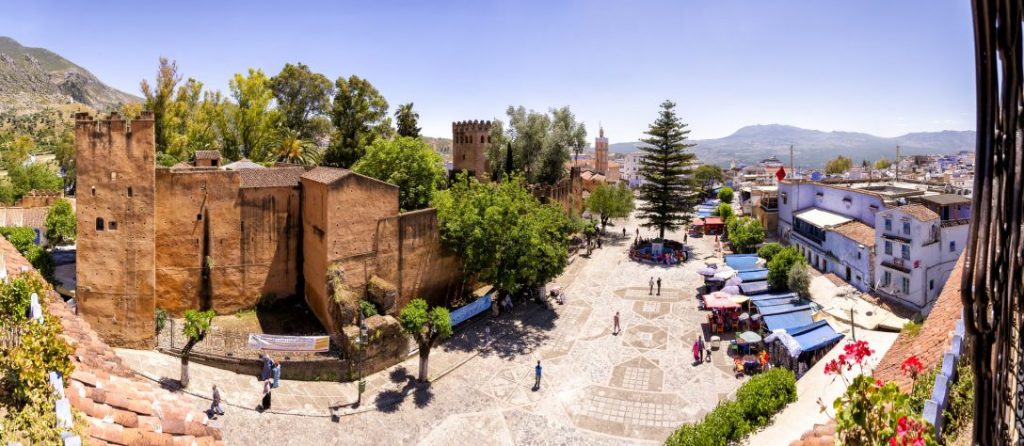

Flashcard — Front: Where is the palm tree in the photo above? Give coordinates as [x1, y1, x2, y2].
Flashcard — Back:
[273, 129, 323, 165]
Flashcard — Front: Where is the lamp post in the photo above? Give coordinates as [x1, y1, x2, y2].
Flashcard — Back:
[356, 322, 368, 406]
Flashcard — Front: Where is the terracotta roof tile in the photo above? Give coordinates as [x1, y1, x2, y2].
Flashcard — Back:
[874, 253, 965, 390]
[830, 220, 876, 247]
[193, 150, 222, 160]
[239, 167, 305, 188]
[301, 166, 352, 184]
[894, 204, 939, 221]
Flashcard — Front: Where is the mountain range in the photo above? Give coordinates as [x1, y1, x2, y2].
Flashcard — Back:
[0, 36, 139, 114]
[609, 124, 976, 168]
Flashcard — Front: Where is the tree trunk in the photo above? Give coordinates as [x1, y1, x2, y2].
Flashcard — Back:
[417, 348, 430, 382]
[181, 339, 197, 388]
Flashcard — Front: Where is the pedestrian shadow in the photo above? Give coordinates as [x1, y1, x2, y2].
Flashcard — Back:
[373, 374, 434, 412]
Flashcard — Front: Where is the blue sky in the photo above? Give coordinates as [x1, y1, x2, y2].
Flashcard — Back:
[2, 1, 974, 142]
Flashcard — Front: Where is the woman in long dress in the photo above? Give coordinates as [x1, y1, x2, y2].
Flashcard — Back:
[261, 379, 272, 410]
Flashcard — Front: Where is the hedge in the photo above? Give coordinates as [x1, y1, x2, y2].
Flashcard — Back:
[0, 226, 55, 281]
[665, 368, 797, 446]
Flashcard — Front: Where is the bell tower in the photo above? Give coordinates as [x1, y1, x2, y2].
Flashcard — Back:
[451, 120, 492, 180]
[595, 126, 609, 175]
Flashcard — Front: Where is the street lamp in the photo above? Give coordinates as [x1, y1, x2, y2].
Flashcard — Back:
[356, 322, 368, 406]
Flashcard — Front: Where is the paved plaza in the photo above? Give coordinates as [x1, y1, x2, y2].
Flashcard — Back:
[116, 211, 754, 445]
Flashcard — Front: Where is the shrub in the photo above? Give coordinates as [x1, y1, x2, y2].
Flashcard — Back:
[787, 262, 811, 298]
[359, 299, 379, 318]
[767, 246, 805, 290]
[717, 186, 734, 204]
[943, 359, 974, 441]
[155, 307, 168, 334]
[0, 227, 55, 281]
[0, 274, 48, 324]
[757, 242, 783, 262]
[665, 368, 796, 445]
[901, 320, 923, 337]
[728, 217, 765, 253]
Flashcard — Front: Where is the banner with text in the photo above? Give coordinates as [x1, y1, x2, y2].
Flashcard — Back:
[248, 334, 330, 352]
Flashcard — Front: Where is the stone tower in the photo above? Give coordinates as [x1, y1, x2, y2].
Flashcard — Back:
[75, 112, 156, 348]
[595, 126, 609, 175]
[451, 120, 492, 180]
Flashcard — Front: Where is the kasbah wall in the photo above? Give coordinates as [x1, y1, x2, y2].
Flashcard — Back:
[76, 113, 462, 348]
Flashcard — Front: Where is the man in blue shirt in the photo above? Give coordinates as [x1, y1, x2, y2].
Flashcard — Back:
[534, 361, 542, 390]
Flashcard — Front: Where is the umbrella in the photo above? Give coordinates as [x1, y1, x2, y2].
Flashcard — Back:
[730, 295, 750, 305]
[697, 266, 718, 277]
[738, 331, 762, 343]
[725, 276, 743, 287]
[737, 312, 750, 321]
[720, 285, 742, 295]
[713, 269, 736, 280]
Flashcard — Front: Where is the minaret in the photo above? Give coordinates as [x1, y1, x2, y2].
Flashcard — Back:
[595, 126, 608, 175]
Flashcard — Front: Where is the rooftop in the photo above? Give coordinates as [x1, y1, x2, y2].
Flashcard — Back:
[221, 158, 265, 170]
[239, 167, 306, 189]
[916, 193, 972, 206]
[829, 220, 876, 247]
[193, 150, 222, 160]
[300, 166, 352, 184]
[794, 208, 852, 228]
[892, 204, 940, 221]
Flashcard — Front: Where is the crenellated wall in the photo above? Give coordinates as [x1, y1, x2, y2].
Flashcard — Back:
[451, 120, 492, 180]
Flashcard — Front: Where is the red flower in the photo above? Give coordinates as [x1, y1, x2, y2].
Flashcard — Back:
[824, 358, 841, 376]
[875, 378, 885, 387]
[896, 416, 909, 435]
[901, 355, 924, 379]
[843, 340, 874, 365]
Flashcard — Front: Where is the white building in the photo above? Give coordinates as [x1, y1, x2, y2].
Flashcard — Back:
[622, 152, 643, 187]
[874, 205, 967, 310]
[778, 180, 969, 311]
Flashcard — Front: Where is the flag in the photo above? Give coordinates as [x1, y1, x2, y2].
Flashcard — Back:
[775, 166, 787, 182]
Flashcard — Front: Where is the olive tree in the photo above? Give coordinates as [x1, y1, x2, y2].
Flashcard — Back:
[180, 309, 214, 388]
[398, 299, 452, 382]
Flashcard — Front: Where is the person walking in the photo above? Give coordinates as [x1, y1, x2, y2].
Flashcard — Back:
[261, 379, 273, 411]
[698, 336, 706, 363]
[649, 277, 654, 295]
[684, 233, 688, 244]
[613, 311, 621, 335]
[272, 361, 281, 389]
[657, 277, 662, 296]
[534, 361, 543, 390]
[623, 227, 626, 238]
[597, 238, 602, 249]
[692, 339, 701, 364]
[210, 385, 225, 418]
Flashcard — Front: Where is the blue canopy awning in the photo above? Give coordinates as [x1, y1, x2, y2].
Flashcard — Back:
[750, 292, 799, 301]
[790, 320, 845, 353]
[752, 297, 804, 310]
[737, 269, 769, 282]
[738, 281, 770, 295]
[762, 306, 815, 332]
[725, 254, 762, 272]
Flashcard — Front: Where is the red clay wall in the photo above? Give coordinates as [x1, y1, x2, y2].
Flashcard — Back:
[396, 208, 463, 309]
[75, 113, 156, 348]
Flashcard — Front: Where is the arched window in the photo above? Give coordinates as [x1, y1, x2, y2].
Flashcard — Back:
[480, 135, 485, 144]
[96, 217, 104, 231]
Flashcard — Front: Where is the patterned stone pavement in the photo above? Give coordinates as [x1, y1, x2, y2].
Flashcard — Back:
[116, 210, 744, 445]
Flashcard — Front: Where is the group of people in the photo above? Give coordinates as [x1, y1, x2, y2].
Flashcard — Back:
[206, 352, 282, 418]
[648, 277, 663, 295]
[692, 336, 709, 364]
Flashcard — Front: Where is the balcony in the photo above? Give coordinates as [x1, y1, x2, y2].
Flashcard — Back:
[760, 199, 778, 211]
[881, 232, 912, 244]
[881, 257, 911, 273]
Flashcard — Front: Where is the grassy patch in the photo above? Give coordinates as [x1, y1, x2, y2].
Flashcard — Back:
[901, 321, 923, 337]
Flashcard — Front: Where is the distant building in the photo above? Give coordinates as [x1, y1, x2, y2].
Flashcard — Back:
[451, 120, 492, 181]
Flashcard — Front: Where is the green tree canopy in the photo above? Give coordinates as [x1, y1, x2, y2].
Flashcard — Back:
[323, 75, 391, 168]
[433, 174, 574, 295]
[395, 102, 421, 138]
[484, 105, 585, 185]
[875, 158, 893, 170]
[269, 62, 334, 140]
[272, 129, 322, 166]
[825, 155, 853, 174]
[757, 242, 784, 262]
[727, 216, 765, 254]
[353, 136, 445, 211]
[140, 57, 182, 152]
[586, 183, 635, 232]
[694, 164, 724, 199]
[4, 164, 63, 203]
[767, 246, 806, 290]
[636, 100, 699, 238]
[717, 186, 734, 204]
[225, 69, 281, 162]
[714, 203, 735, 221]
[180, 309, 214, 388]
[44, 199, 75, 246]
[398, 298, 452, 382]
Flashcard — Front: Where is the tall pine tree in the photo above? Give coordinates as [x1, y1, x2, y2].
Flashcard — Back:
[636, 100, 698, 238]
